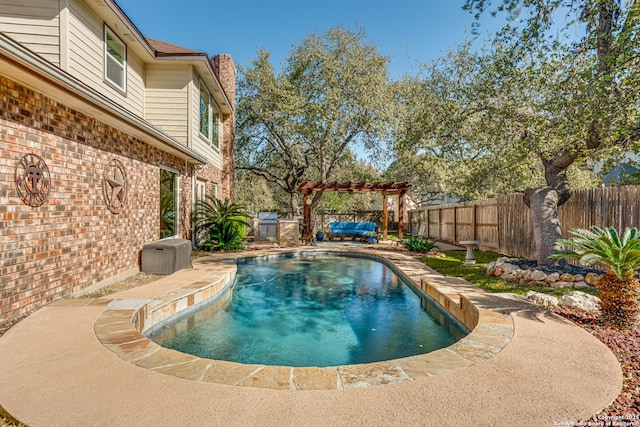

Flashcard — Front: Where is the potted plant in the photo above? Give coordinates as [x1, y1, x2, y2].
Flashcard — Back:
[367, 231, 377, 244]
[550, 226, 640, 329]
[315, 230, 325, 242]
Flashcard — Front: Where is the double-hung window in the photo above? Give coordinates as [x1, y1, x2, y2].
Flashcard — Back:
[199, 79, 219, 149]
[104, 27, 126, 92]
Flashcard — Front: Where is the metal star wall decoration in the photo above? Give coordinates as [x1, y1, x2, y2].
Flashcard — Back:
[102, 159, 127, 213]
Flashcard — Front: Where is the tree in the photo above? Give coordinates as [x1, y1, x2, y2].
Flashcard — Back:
[234, 171, 279, 217]
[315, 156, 383, 212]
[459, 1, 640, 263]
[236, 26, 392, 217]
[389, 44, 600, 205]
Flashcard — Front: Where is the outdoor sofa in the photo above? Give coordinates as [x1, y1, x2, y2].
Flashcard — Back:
[328, 221, 377, 241]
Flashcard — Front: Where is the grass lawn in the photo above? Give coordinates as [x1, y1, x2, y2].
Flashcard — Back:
[420, 250, 599, 299]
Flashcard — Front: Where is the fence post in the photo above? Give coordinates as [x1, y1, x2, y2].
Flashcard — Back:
[453, 207, 458, 243]
[472, 204, 477, 241]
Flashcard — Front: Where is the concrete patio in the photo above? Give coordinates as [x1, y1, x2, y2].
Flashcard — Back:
[0, 247, 622, 427]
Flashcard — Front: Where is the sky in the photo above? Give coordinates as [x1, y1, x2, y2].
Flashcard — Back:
[115, 0, 507, 79]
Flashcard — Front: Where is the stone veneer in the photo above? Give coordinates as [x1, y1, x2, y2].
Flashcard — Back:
[94, 247, 514, 390]
[0, 76, 199, 320]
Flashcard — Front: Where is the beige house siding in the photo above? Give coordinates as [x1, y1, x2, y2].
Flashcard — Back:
[0, 0, 60, 65]
[144, 63, 191, 145]
[67, 0, 144, 117]
[191, 71, 223, 169]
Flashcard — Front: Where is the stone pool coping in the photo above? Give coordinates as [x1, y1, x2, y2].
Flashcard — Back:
[93, 247, 514, 390]
[0, 247, 624, 426]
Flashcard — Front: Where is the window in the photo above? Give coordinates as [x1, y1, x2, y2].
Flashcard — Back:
[104, 27, 126, 92]
[199, 80, 210, 139]
[212, 112, 219, 149]
[160, 169, 178, 238]
[199, 79, 220, 149]
[195, 179, 207, 202]
[193, 179, 209, 247]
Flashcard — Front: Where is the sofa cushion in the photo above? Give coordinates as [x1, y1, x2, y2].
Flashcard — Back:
[329, 222, 376, 235]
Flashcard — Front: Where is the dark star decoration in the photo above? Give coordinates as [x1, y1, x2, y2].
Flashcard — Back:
[103, 159, 127, 213]
[107, 165, 125, 202]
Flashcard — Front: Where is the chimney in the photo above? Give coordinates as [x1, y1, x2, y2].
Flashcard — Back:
[211, 54, 236, 201]
[211, 54, 236, 110]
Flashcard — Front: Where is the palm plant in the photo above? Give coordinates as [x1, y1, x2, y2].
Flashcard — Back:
[193, 196, 250, 251]
[550, 226, 640, 329]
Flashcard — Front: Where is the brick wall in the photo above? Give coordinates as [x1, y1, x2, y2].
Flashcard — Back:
[196, 164, 223, 198]
[0, 76, 197, 321]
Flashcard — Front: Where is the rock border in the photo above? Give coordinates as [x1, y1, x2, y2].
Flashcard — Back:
[487, 257, 600, 289]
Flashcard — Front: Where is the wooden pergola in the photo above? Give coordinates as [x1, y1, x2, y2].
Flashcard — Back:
[298, 181, 412, 244]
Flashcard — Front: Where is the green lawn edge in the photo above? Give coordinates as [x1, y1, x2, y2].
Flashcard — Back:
[420, 251, 599, 299]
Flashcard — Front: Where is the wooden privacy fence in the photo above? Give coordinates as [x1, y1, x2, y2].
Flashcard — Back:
[407, 185, 640, 260]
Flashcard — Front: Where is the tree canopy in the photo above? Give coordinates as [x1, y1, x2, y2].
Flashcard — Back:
[236, 26, 392, 216]
[387, 1, 639, 263]
[461, 0, 640, 263]
[233, 3, 639, 264]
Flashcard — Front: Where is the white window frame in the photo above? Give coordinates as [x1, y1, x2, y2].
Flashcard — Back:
[199, 79, 211, 140]
[199, 79, 221, 150]
[195, 179, 207, 202]
[212, 111, 220, 149]
[104, 26, 127, 93]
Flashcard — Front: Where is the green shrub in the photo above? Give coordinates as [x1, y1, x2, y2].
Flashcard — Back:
[193, 196, 249, 252]
[403, 236, 437, 253]
[200, 222, 245, 251]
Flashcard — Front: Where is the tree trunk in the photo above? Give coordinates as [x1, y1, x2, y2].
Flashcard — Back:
[524, 157, 574, 265]
[524, 187, 564, 265]
[289, 191, 300, 217]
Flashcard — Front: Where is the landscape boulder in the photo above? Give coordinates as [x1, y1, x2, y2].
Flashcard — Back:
[545, 272, 560, 283]
[559, 291, 600, 313]
[559, 273, 574, 282]
[585, 272, 601, 286]
[549, 281, 573, 289]
[525, 291, 559, 308]
[529, 270, 548, 282]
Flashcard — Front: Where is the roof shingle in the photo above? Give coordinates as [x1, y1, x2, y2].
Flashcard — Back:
[146, 37, 203, 57]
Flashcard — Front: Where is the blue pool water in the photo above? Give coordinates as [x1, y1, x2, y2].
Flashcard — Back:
[148, 253, 467, 367]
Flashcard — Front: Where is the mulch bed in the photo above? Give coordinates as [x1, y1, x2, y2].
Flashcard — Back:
[552, 306, 640, 417]
[0, 313, 29, 338]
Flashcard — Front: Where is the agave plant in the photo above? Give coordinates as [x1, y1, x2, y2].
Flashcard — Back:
[193, 196, 250, 251]
[550, 226, 640, 329]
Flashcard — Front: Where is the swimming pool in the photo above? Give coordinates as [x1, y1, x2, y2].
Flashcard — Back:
[148, 252, 468, 367]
